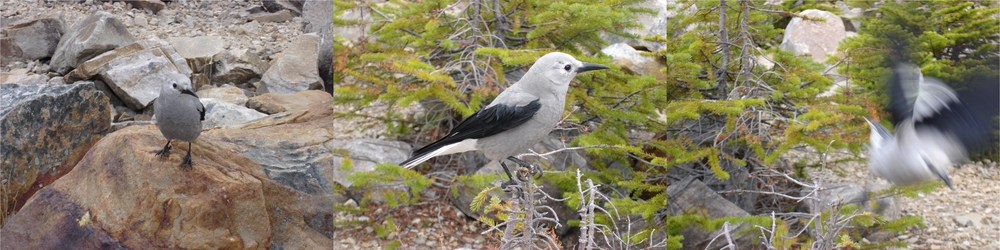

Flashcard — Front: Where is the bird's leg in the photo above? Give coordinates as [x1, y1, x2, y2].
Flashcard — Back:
[181, 141, 193, 169]
[498, 161, 524, 198]
[155, 139, 172, 159]
[507, 156, 543, 181]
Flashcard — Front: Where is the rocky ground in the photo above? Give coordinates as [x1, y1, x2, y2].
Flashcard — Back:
[798, 147, 1000, 249]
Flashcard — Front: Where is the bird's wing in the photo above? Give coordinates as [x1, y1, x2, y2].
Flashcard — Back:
[888, 63, 959, 124]
[180, 89, 206, 121]
[411, 99, 542, 156]
[915, 80, 1000, 152]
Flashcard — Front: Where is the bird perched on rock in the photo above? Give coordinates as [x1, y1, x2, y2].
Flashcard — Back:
[400, 52, 609, 186]
[864, 63, 999, 189]
[154, 73, 205, 168]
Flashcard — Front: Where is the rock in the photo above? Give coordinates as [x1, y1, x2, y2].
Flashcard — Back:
[90, 79, 126, 108]
[200, 98, 268, 128]
[0, 124, 333, 249]
[600, 43, 666, 81]
[667, 176, 758, 249]
[13, 74, 50, 85]
[46, 76, 65, 85]
[50, 12, 136, 75]
[0, 13, 67, 64]
[211, 48, 269, 85]
[329, 139, 411, 188]
[262, 0, 304, 16]
[196, 85, 248, 106]
[32, 63, 51, 74]
[121, 0, 165, 14]
[804, 182, 869, 214]
[954, 214, 985, 228]
[250, 9, 295, 23]
[260, 33, 322, 94]
[779, 9, 846, 63]
[0, 82, 111, 224]
[207, 102, 335, 195]
[302, 0, 333, 93]
[599, 0, 667, 52]
[0, 68, 31, 84]
[66, 38, 193, 110]
[167, 36, 226, 74]
[246, 90, 332, 114]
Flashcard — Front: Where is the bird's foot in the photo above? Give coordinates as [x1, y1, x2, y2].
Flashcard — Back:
[181, 155, 193, 169]
[155, 142, 172, 159]
[500, 179, 524, 199]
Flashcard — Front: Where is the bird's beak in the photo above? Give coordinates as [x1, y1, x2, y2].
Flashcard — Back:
[180, 88, 199, 98]
[576, 62, 609, 73]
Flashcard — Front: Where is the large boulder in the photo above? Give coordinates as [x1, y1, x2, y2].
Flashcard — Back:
[195, 85, 249, 106]
[0, 124, 334, 249]
[50, 12, 136, 75]
[259, 33, 322, 94]
[779, 9, 846, 63]
[210, 48, 270, 86]
[601, 43, 667, 81]
[668, 176, 759, 249]
[65, 38, 193, 111]
[262, 0, 304, 16]
[207, 101, 335, 196]
[0, 13, 67, 64]
[0, 82, 111, 227]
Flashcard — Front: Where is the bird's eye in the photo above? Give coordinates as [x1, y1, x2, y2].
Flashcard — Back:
[564, 65, 572, 71]
[172, 83, 177, 89]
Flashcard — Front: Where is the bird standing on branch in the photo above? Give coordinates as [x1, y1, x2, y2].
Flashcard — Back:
[401, 52, 609, 187]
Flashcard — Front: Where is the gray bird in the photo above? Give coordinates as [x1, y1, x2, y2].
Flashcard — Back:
[154, 73, 205, 168]
[400, 52, 608, 185]
[864, 63, 999, 189]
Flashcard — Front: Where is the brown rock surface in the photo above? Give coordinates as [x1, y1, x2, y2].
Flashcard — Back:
[246, 90, 331, 114]
[1, 114, 334, 249]
[0, 82, 111, 228]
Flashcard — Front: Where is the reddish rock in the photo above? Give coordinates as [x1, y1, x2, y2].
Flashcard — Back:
[1, 120, 333, 248]
[0, 82, 111, 227]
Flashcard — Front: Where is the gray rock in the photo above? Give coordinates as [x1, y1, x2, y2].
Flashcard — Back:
[805, 182, 869, 214]
[302, 0, 332, 93]
[89, 80, 125, 108]
[329, 139, 411, 187]
[124, 0, 166, 14]
[779, 9, 846, 63]
[50, 12, 136, 74]
[167, 36, 225, 74]
[260, 33, 322, 94]
[600, 43, 666, 81]
[0, 82, 111, 220]
[31, 63, 51, 74]
[211, 48, 269, 85]
[195, 85, 248, 106]
[250, 9, 295, 23]
[954, 214, 985, 228]
[0, 13, 67, 64]
[200, 98, 267, 128]
[262, 0, 304, 16]
[599, 0, 667, 52]
[668, 176, 758, 249]
[65, 38, 192, 110]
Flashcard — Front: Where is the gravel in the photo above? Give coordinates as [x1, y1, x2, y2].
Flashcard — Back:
[792, 146, 1000, 249]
